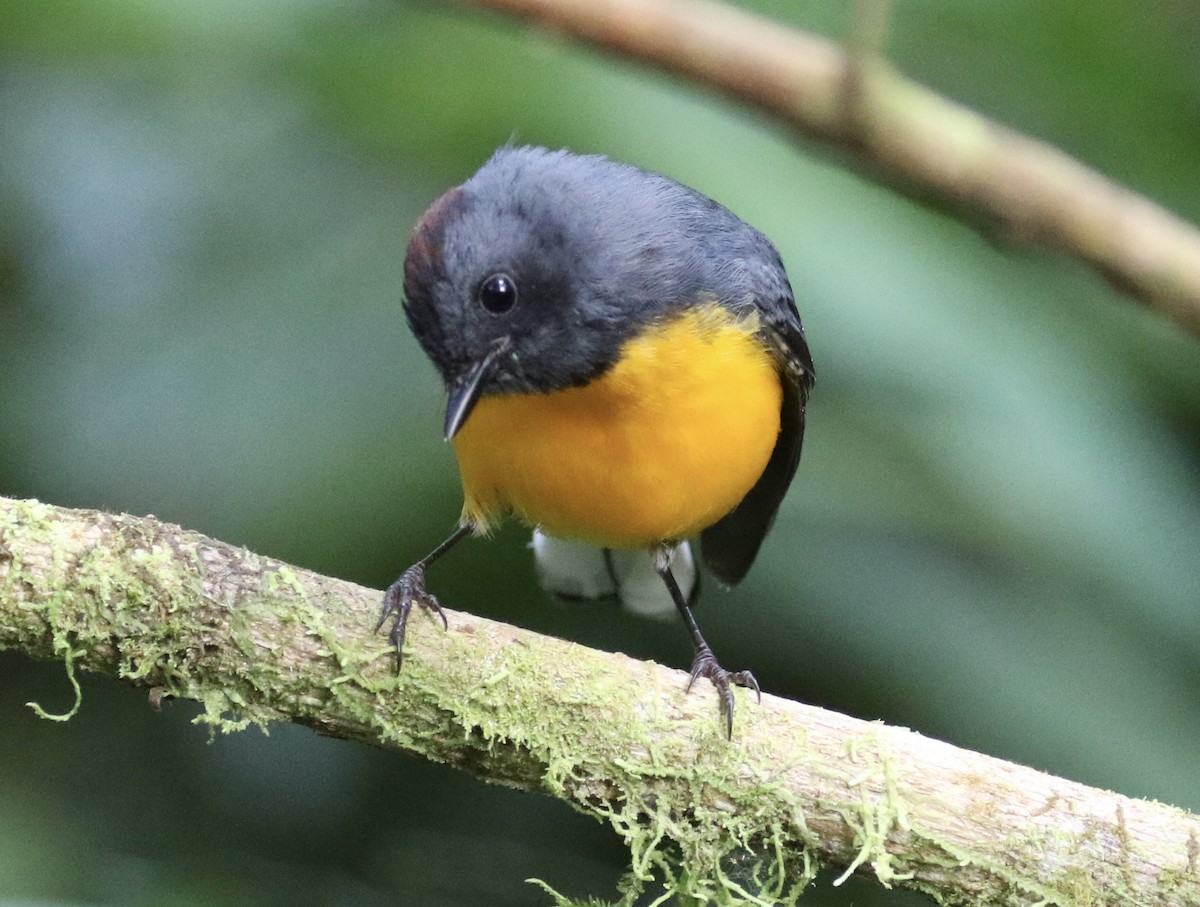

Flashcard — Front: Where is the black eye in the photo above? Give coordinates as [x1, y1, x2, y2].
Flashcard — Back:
[478, 273, 518, 315]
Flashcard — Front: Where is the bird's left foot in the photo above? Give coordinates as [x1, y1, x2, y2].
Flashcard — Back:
[686, 644, 761, 739]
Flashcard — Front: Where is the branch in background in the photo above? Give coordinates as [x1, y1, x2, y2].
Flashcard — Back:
[472, 0, 1200, 341]
[3, 496, 1198, 906]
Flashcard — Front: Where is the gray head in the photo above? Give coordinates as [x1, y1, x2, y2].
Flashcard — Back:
[402, 146, 793, 438]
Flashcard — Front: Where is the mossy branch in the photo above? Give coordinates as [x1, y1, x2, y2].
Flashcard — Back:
[3, 495, 1199, 906]
[471, 0, 1200, 341]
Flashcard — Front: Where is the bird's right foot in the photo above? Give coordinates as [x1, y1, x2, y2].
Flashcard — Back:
[376, 562, 448, 670]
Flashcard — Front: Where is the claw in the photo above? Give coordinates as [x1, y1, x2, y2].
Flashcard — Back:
[377, 562, 447, 670]
[685, 644, 761, 739]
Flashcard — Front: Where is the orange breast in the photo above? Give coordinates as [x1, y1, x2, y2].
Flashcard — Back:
[452, 304, 782, 549]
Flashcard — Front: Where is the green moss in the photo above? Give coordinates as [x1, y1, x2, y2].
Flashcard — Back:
[829, 728, 913, 889]
[4, 500, 87, 719]
[385, 623, 821, 906]
[14, 498, 1176, 905]
[24, 643, 84, 721]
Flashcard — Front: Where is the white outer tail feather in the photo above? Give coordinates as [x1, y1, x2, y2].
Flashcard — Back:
[530, 530, 695, 621]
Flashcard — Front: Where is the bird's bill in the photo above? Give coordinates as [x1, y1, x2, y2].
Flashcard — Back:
[443, 338, 509, 440]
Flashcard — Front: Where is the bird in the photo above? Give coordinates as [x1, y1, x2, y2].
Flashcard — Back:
[380, 146, 814, 737]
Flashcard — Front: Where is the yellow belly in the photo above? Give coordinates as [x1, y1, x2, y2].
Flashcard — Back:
[452, 304, 782, 548]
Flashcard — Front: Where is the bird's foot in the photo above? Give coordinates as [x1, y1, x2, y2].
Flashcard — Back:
[377, 562, 448, 670]
[686, 644, 761, 739]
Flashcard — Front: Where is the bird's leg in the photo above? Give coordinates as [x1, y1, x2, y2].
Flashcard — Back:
[377, 524, 473, 669]
[654, 545, 761, 739]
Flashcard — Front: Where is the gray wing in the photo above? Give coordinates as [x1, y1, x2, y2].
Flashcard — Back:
[700, 293, 814, 587]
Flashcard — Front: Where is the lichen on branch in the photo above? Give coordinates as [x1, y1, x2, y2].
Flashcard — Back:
[2, 496, 1199, 906]
[473, 0, 1200, 341]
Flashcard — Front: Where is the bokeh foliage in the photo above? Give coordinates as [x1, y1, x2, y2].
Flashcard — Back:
[2, 1, 1199, 904]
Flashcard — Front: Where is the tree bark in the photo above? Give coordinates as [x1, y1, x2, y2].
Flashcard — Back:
[470, 0, 1200, 341]
[3, 496, 1198, 906]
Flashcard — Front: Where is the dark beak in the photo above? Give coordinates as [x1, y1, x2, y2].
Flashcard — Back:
[443, 337, 510, 440]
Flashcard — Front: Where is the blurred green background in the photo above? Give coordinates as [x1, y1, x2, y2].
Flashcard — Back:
[2, 1, 1199, 904]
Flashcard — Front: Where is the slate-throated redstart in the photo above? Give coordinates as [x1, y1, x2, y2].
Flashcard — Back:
[380, 146, 814, 736]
